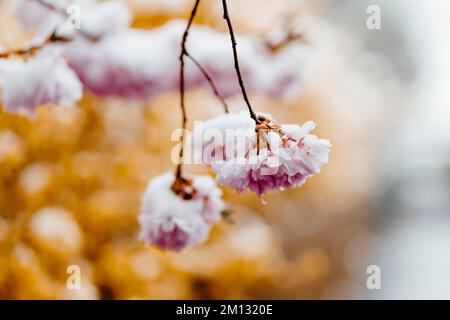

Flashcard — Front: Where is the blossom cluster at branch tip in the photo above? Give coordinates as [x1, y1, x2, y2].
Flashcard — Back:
[138, 172, 225, 252]
[191, 111, 331, 196]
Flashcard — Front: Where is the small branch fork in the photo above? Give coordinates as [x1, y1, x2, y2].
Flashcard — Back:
[174, 0, 201, 183]
[0, 0, 100, 59]
[173, 0, 230, 190]
[264, 17, 307, 53]
[265, 30, 306, 53]
[173, 0, 268, 193]
[0, 31, 70, 59]
[39, 0, 229, 112]
[6, 0, 230, 116]
[35, 0, 229, 112]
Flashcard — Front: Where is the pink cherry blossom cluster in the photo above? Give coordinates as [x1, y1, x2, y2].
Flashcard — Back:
[138, 172, 225, 252]
[63, 20, 307, 99]
[0, 0, 307, 115]
[191, 111, 331, 196]
[140, 111, 330, 251]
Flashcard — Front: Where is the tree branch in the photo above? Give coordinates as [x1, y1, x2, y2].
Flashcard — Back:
[0, 31, 71, 59]
[1, 0, 101, 59]
[221, 0, 259, 123]
[185, 53, 229, 113]
[175, 0, 202, 180]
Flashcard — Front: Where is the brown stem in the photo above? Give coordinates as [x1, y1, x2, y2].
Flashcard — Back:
[264, 18, 308, 53]
[0, 30, 71, 59]
[256, 130, 260, 156]
[32, 0, 99, 42]
[175, 0, 202, 179]
[185, 53, 229, 113]
[265, 31, 307, 53]
[1, 0, 100, 59]
[221, 0, 259, 123]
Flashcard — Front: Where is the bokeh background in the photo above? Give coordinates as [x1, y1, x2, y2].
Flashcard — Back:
[0, 0, 449, 299]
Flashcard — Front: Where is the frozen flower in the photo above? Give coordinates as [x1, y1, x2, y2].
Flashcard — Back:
[138, 172, 225, 251]
[0, 48, 82, 115]
[63, 28, 175, 98]
[76, 0, 132, 38]
[63, 20, 306, 99]
[191, 110, 256, 165]
[193, 111, 331, 195]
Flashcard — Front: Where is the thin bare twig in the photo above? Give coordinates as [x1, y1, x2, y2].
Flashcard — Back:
[221, 0, 259, 124]
[185, 53, 229, 113]
[0, 31, 71, 59]
[1, 0, 99, 59]
[174, 0, 202, 180]
[264, 18, 308, 53]
[265, 31, 307, 53]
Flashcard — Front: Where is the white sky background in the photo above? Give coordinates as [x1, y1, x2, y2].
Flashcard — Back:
[319, 0, 450, 299]
[381, 0, 450, 299]
[369, 0, 450, 299]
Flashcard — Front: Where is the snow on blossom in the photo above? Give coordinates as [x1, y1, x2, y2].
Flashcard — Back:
[13, 0, 132, 38]
[14, 0, 306, 101]
[63, 28, 178, 98]
[13, 0, 63, 36]
[0, 48, 83, 115]
[63, 20, 307, 99]
[138, 172, 225, 251]
[190, 110, 256, 165]
[191, 111, 331, 196]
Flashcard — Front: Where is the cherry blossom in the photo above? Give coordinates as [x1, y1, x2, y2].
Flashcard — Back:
[138, 172, 225, 251]
[12, 1, 306, 102]
[0, 48, 82, 115]
[192, 111, 331, 195]
[190, 110, 256, 165]
[63, 20, 306, 99]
